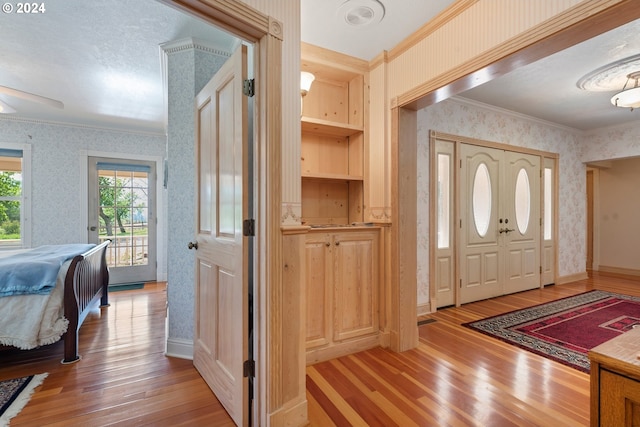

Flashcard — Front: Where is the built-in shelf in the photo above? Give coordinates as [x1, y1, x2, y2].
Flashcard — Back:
[302, 172, 364, 181]
[301, 117, 363, 137]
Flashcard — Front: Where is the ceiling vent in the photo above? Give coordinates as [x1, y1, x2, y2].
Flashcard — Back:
[338, 0, 385, 27]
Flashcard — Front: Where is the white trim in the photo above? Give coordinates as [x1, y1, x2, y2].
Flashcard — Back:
[159, 37, 233, 57]
[165, 338, 194, 360]
[79, 150, 167, 282]
[0, 116, 165, 138]
[417, 302, 432, 316]
[0, 141, 31, 248]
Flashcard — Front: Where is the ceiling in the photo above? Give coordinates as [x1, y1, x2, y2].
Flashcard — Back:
[1, 0, 639, 133]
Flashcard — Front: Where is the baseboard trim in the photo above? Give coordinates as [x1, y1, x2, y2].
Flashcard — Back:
[417, 302, 432, 316]
[556, 271, 589, 285]
[597, 265, 640, 278]
[165, 338, 193, 360]
[269, 398, 308, 427]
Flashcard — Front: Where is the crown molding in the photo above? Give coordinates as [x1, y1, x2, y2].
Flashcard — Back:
[159, 36, 232, 57]
[0, 115, 166, 138]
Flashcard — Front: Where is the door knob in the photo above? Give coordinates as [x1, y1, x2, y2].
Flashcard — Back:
[89, 226, 97, 231]
[188, 241, 198, 250]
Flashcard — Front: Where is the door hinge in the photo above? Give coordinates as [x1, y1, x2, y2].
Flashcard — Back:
[460, 279, 462, 288]
[540, 266, 542, 274]
[243, 219, 255, 236]
[243, 79, 255, 97]
[243, 359, 255, 378]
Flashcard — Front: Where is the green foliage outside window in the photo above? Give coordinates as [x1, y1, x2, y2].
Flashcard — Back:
[98, 176, 147, 237]
[0, 172, 21, 241]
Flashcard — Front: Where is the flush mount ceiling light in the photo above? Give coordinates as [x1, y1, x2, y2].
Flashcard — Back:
[577, 54, 640, 92]
[337, 0, 385, 27]
[611, 71, 640, 110]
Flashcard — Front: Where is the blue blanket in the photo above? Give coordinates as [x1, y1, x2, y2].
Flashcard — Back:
[0, 244, 96, 297]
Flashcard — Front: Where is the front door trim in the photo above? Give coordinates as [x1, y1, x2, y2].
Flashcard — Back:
[428, 131, 558, 308]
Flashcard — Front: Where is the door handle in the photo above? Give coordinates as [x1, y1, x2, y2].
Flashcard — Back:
[188, 241, 198, 250]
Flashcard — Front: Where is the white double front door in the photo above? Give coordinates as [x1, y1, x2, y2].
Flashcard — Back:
[459, 144, 541, 304]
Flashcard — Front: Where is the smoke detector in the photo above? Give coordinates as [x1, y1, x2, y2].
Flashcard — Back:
[338, 0, 385, 27]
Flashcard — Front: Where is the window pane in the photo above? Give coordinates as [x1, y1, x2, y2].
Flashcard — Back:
[544, 167, 552, 240]
[515, 168, 531, 234]
[0, 161, 22, 246]
[472, 163, 492, 237]
[98, 168, 150, 268]
[437, 153, 450, 249]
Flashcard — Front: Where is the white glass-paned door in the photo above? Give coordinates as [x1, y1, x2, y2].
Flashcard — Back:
[88, 157, 157, 285]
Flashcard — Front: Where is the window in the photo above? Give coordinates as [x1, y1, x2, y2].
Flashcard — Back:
[437, 153, 451, 249]
[514, 168, 531, 235]
[544, 167, 552, 240]
[472, 163, 492, 237]
[0, 145, 31, 248]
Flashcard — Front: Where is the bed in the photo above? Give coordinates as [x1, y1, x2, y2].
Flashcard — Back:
[0, 240, 110, 363]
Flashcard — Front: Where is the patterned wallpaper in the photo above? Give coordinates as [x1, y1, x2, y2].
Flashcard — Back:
[165, 44, 228, 342]
[416, 98, 586, 307]
[0, 117, 165, 245]
[582, 121, 640, 162]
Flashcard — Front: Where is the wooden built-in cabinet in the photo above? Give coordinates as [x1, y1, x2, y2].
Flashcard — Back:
[305, 228, 380, 364]
[301, 44, 366, 226]
[301, 44, 380, 364]
[300, 43, 384, 364]
[589, 327, 640, 426]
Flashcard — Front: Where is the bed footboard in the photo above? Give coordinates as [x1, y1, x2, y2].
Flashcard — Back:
[62, 240, 110, 364]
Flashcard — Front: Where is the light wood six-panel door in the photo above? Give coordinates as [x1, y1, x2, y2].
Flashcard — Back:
[193, 45, 248, 427]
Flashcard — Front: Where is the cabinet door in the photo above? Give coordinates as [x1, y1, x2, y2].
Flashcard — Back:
[305, 233, 332, 349]
[333, 231, 379, 341]
[600, 369, 640, 426]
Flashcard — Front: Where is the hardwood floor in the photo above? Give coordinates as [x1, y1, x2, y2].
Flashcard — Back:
[3, 274, 640, 426]
[0, 282, 235, 427]
[306, 273, 640, 427]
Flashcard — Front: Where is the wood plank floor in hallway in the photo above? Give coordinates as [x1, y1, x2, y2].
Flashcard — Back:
[2, 273, 638, 425]
[306, 273, 640, 427]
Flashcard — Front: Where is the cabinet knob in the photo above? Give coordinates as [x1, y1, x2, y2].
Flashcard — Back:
[335, 241, 340, 246]
[325, 242, 330, 247]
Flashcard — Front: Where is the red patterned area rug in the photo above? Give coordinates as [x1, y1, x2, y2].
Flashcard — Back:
[462, 290, 640, 373]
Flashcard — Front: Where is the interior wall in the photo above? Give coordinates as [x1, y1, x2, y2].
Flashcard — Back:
[582, 121, 640, 162]
[415, 98, 584, 307]
[595, 157, 640, 272]
[0, 117, 165, 245]
[164, 43, 229, 346]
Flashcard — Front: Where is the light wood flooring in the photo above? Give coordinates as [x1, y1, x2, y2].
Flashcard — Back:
[2, 274, 639, 426]
[0, 283, 235, 426]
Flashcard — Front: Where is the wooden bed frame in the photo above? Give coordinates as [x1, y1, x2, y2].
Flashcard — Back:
[61, 240, 110, 363]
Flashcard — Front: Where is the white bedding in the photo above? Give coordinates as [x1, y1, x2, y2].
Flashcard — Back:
[0, 253, 70, 350]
